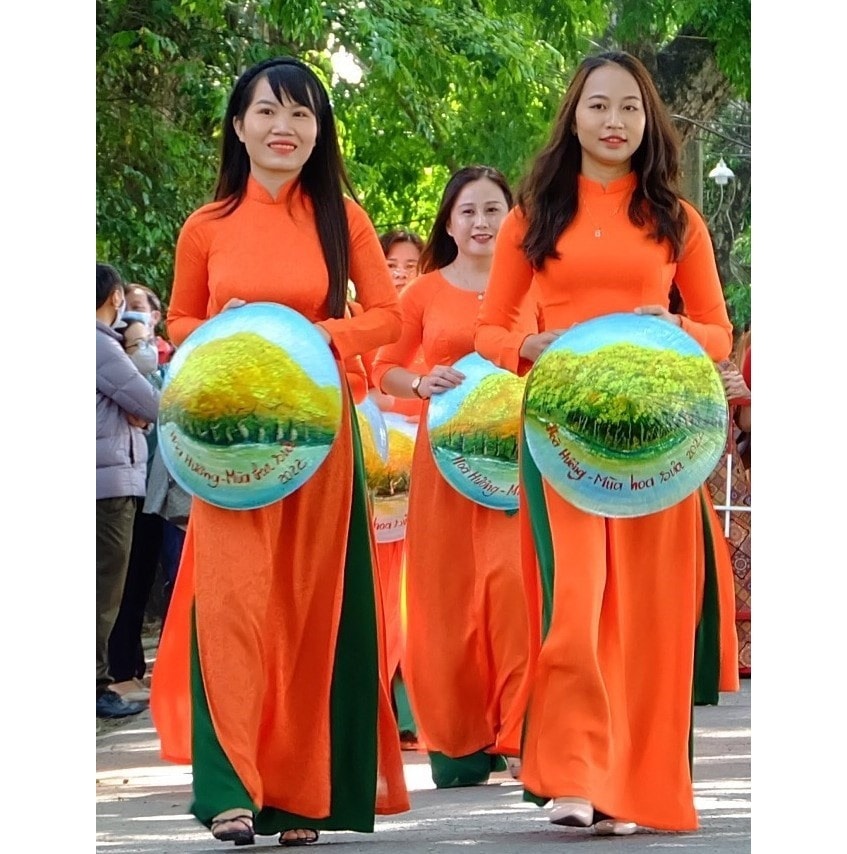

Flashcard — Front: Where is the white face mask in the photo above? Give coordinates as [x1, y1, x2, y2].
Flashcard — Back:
[129, 341, 159, 375]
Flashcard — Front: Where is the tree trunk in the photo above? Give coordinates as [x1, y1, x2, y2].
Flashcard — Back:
[654, 25, 735, 146]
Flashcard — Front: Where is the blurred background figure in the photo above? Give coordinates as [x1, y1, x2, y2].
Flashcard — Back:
[96, 264, 160, 719]
[125, 282, 176, 366]
[351, 227, 425, 750]
[107, 312, 165, 705]
[380, 229, 423, 294]
[142, 442, 191, 633]
[731, 327, 751, 473]
[712, 330, 752, 678]
[374, 229, 424, 747]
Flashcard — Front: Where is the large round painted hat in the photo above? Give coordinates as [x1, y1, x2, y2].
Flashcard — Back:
[523, 312, 728, 517]
[427, 352, 526, 511]
[157, 302, 343, 510]
[370, 412, 418, 543]
[356, 393, 390, 467]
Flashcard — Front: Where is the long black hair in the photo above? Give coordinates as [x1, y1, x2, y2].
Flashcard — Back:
[214, 57, 357, 319]
[419, 166, 513, 274]
[97, 263, 124, 309]
[517, 51, 687, 270]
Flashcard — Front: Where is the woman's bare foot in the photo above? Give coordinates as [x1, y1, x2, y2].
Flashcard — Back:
[279, 828, 320, 846]
[210, 809, 254, 845]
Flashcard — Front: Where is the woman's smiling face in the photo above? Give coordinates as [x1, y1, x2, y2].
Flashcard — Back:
[446, 177, 510, 261]
[233, 75, 319, 188]
[574, 63, 646, 181]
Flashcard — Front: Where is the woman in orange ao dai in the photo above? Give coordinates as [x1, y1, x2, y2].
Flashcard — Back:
[475, 51, 739, 836]
[149, 56, 409, 847]
[371, 166, 538, 788]
[364, 228, 426, 747]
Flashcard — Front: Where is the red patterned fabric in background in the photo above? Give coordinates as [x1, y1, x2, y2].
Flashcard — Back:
[705, 420, 751, 676]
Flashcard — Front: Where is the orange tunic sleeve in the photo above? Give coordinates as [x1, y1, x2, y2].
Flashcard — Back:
[674, 202, 734, 360]
[475, 209, 537, 376]
[167, 207, 220, 346]
[350, 298, 424, 418]
[317, 200, 402, 360]
[369, 277, 428, 393]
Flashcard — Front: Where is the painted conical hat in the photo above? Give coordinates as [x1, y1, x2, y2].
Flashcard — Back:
[427, 351, 526, 511]
[370, 412, 418, 543]
[157, 302, 342, 510]
[523, 312, 728, 517]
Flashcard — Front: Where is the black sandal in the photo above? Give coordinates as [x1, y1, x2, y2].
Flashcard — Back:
[279, 828, 320, 846]
[211, 813, 255, 846]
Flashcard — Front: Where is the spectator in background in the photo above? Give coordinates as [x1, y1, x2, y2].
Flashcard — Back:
[731, 328, 751, 472]
[356, 228, 425, 750]
[125, 282, 176, 366]
[96, 264, 161, 719]
[380, 229, 424, 293]
[107, 313, 165, 705]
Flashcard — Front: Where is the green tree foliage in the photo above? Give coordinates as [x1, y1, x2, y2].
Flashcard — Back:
[700, 99, 751, 333]
[96, 0, 232, 298]
[97, 0, 750, 303]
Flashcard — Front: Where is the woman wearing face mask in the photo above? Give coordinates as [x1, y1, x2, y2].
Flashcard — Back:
[370, 166, 539, 789]
[106, 313, 166, 707]
[150, 56, 408, 847]
[122, 314, 163, 382]
[125, 283, 177, 366]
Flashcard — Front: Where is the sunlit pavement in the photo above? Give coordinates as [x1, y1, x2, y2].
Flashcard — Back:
[97, 679, 750, 852]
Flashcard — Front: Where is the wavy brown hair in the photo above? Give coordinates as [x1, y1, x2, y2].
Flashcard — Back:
[518, 51, 688, 270]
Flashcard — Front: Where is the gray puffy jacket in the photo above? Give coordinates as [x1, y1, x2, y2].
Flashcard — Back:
[96, 321, 161, 499]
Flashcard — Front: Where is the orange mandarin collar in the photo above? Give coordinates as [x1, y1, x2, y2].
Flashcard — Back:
[245, 174, 305, 205]
[578, 172, 637, 198]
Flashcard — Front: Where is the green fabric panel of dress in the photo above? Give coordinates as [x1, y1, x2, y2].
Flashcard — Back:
[255, 400, 380, 834]
[189, 606, 257, 826]
[518, 427, 555, 807]
[692, 489, 721, 708]
[519, 429, 554, 639]
[187, 400, 381, 834]
[392, 672, 417, 735]
[428, 750, 507, 788]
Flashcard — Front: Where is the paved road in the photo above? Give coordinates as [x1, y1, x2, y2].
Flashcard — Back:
[96, 680, 750, 852]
